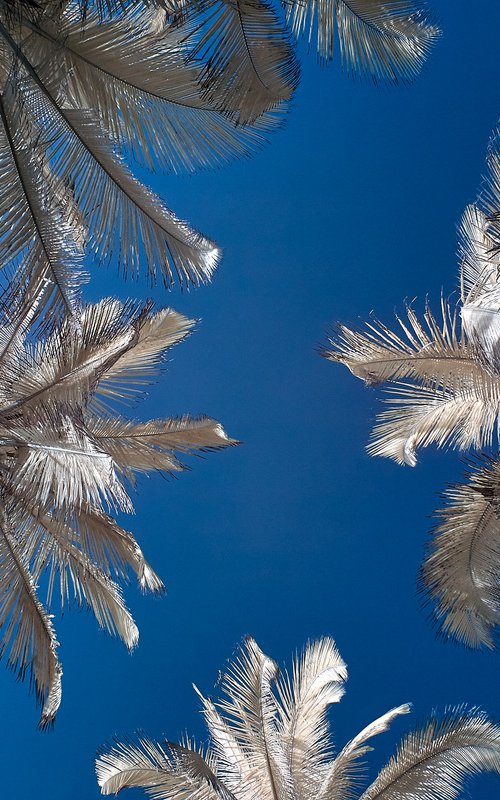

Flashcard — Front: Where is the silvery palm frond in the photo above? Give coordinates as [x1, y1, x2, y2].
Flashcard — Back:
[421, 456, 500, 650]
[284, 0, 439, 79]
[0, 280, 235, 727]
[0, 0, 277, 307]
[95, 636, 500, 799]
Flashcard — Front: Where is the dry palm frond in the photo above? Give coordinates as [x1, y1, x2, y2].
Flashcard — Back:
[323, 301, 479, 390]
[0, 281, 235, 726]
[421, 457, 500, 649]
[0, 0, 281, 306]
[368, 374, 500, 466]
[359, 708, 500, 799]
[458, 203, 500, 366]
[182, 0, 300, 124]
[96, 637, 500, 800]
[284, 0, 438, 78]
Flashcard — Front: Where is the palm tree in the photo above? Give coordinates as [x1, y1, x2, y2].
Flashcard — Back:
[96, 635, 500, 798]
[0, 275, 234, 727]
[324, 128, 500, 648]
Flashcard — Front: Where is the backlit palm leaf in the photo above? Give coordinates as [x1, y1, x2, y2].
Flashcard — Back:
[285, 0, 438, 78]
[421, 457, 500, 649]
[96, 637, 500, 799]
[0, 280, 235, 726]
[183, 0, 300, 124]
[0, 0, 278, 306]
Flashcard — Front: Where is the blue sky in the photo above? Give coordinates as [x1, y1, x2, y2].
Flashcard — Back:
[3, 2, 500, 797]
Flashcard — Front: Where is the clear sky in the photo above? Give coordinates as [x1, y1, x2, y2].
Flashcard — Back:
[4, 2, 500, 798]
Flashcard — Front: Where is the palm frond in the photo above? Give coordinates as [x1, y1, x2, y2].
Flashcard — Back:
[29, 6, 277, 172]
[324, 302, 477, 389]
[74, 505, 164, 593]
[217, 637, 290, 800]
[276, 637, 347, 794]
[183, 0, 300, 124]
[481, 127, 500, 251]
[95, 308, 195, 405]
[97, 736, 228, 800]
[359, 708, 500, 799]
[368, 375, 500, 465]
[319, 705, 410, 800]
[96, 639, 500, 800]
[86, 415, 236, 478]
[285, 0, 438, 78]
[458, 204, 500, 366]
[421, 458, 500, 649]
[0, 509, 62, 728]
[21, 509, 139, 649]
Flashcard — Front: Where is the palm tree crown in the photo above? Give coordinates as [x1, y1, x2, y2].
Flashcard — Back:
[96, 635, 500, 799]
[324, 129, 500, 649]
[0, 277, 234, 727]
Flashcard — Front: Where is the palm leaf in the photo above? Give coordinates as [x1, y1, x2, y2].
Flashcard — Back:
[183, 0, 300, 124]
[368, 375, 500, 465]
[318, 705, 410, 800]
[95, 308, 195, 405]
[97, 736, 228, 800]
[324, 302, 478, 389]
[285, 0, 438, 78]
[86, 414, 236, 478]
[28, 6, 277, 172]
[359, 708, 500, 799]
[421, 458, 500, 649]
[276, 637, 347, 795]
[0, 508, 62, 728]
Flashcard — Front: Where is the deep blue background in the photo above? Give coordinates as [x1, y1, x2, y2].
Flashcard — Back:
[3, 3, 500, 797]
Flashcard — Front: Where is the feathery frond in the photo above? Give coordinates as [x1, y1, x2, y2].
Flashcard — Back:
[183, 0, 300, 123]
[421, 457, 500, 649]
[0, 282, 234, 725]
[359, 708, 500, 799]
[285, 0, 439, 78]
[323, 302, 476, 389]
[96, 637, 500, 800]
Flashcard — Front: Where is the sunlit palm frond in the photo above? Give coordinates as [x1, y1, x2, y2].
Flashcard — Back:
[421, 457, 500, 649]
[86, 415, 236, 479]
[458, 203, 500, 366]
[97, 736, 227, 799]
[29, 5, 279, 170]
[61, 503, 164, 593]
[18, 507, 139, 649]
[318, 705, 411, 800]
[359, 708, 500, 799]
[276, 637, 347, 795]
[368, 374, 500, 465]
[324, 302, 477, 389]
[183, 0, 300, 124]
[96, 638, 500, 800]
[285, 0, 438, 79]
[0, 508, 62, 729]
[95, 308, 195, 405]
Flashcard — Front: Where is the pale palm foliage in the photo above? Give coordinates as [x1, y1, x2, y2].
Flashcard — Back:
[324, 129, 500, 649]
[182, 0, 439, 126]
[96, 636, 500, 799]
[0, 0, 281, 313]
[0, 277, 234, 727]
